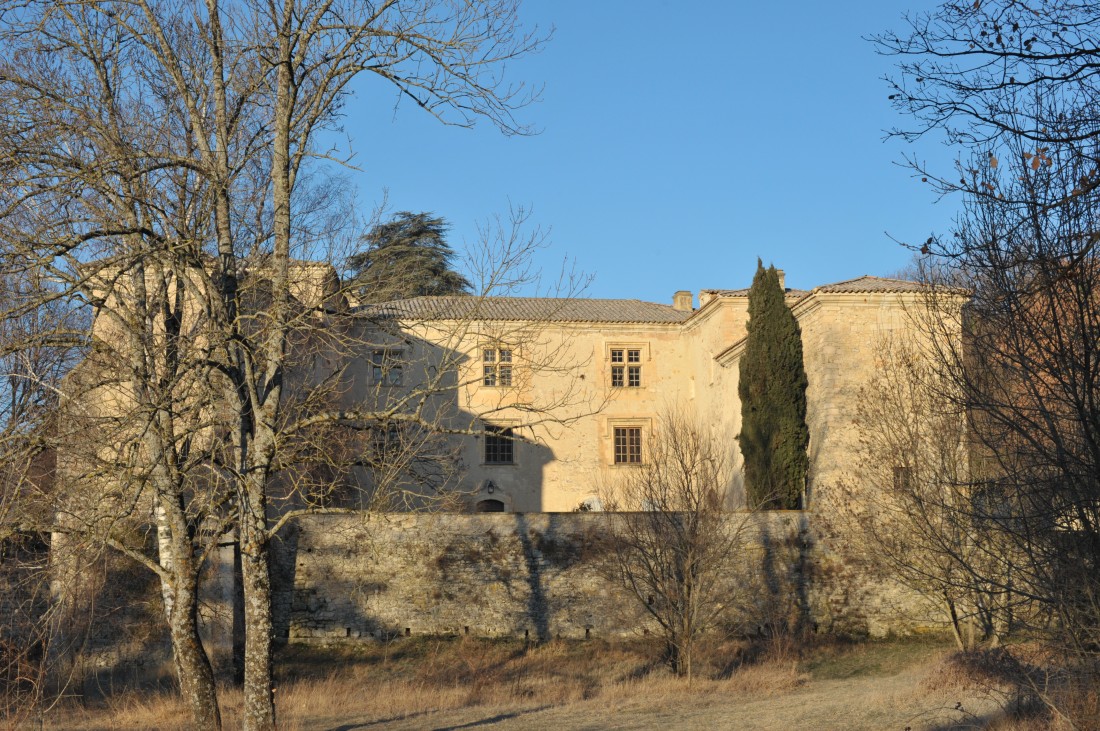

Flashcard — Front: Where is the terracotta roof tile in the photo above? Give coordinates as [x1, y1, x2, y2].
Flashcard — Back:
[811, 275, 931, 293]
[702, 276, 944, 299]
[360, 277, 960, 325]
[359, 296, 691, 324]
[700, 288, 809, 299]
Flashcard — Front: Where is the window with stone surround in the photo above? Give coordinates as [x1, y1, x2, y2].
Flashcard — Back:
[484, 425, 515, 464]
[482, 347, 513, 387]
[613, 426, 643, 464]
[370, 422, 402, 457]
[893, 465, 913, 491]
[369, 349, 403, 386]
[610, 347, 643, 388]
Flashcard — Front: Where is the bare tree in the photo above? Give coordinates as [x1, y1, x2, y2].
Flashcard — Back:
[600, 410, 750, 682]
[890, 134, 1100, 650]
[0, 264, 86, 724]
[879, 4, 1100, 722]
[0, 1, 551, 728]
[829, 333, 1020, 649]
[203, 5, 546, 727]
[876, 1, 1100, 171]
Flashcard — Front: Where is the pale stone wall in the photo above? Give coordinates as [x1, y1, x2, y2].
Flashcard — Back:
[279, 513, 639, 641]
[74, 266, 963, 522]
[797, 293, 914, 508]
[60, 272, 968, 655]
[347, 284, 958, 516]
[341, 317, 694, 512]
[280, 511, 944, 643]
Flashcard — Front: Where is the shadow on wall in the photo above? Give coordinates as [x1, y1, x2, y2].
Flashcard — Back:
[752, 514, 814, 638]
[313, 321, 564, 514]
[433, 513, 614, 641]
[270, 524, 299, 644]
[277, 518, 404, 642]
[49, 538, 177, 696]
[282, 512, 855, 645]
[282, 513, 628, 643]
[281, 507, 944, 644]
[264, 315, 567, 641]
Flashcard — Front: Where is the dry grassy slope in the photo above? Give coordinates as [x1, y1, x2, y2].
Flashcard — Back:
[289, 640, 1012, 731]
[365, 671, 1002, 731]
[41, 638, 1020, 731]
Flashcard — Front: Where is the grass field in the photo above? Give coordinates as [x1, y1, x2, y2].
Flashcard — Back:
[24, 635, 1061, 730]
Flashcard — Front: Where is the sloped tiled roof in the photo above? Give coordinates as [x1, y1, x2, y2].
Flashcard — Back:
[710, 275, 967, 366]
[358, 296, 691, 324]
[810, 275, 933, 294]
[701, 287, 809, 299]
[703, 275, 949, 301]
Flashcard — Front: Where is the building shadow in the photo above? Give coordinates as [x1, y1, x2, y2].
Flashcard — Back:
[754, 513, 813, 640]
[510, 513, 597, 641]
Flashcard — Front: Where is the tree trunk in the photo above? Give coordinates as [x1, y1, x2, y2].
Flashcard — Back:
[946, 595, 965, 651]
[164, 569, 222, 731]
[149, 426, 221, 729]
[239, 491, 276, 731]
[233, 7, 293, 726]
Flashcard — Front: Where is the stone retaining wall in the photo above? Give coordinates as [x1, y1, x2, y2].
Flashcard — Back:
[277, 511, 940, 643]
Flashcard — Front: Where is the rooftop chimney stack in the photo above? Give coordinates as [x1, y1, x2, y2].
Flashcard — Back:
[673, 290, 693, 312]
[776, 269, 786, 291]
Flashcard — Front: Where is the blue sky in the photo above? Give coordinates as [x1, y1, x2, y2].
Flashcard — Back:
[323, 1, 957, 304]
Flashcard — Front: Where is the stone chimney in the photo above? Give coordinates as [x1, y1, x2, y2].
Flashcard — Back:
[672, 290, 693, 312]
[776, 269, 786, 291]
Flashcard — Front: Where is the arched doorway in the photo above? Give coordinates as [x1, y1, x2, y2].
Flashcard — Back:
[475, 498, 505, 513]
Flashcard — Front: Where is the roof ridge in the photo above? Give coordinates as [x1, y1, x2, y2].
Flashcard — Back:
[818, 274, 874, 288]
[358, 294, 690, 324]
[397, 293, 673, 302]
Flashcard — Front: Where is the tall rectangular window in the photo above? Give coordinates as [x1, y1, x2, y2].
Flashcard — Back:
[370, 350, 403, 386]
[613, 426, 642, 464]
[610, 348, 642, 388]
[483, 348, 513, 387]
[484, 425, 514, 464]
[370, 422, 402, 456]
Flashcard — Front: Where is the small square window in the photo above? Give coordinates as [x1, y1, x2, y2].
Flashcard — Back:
[610, 349, 624, 363]
[613, 427, 642, 464]
[370, 350, 403, 386]
[627, 349, 641, 363]
[484, 425, 514, 464]
[371, 423, 402, 456]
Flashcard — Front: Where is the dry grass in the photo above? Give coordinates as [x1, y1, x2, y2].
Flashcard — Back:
[30, 634, 1051, 731]
[30, 636, 810, 730]
[908, 644, 1100, 731]
[723, 659, 807, 695]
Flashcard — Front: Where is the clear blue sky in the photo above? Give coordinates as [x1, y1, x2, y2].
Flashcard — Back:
[323, 0, 957, 304]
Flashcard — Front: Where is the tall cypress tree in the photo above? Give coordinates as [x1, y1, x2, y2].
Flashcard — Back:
[738, 261, 809, 509]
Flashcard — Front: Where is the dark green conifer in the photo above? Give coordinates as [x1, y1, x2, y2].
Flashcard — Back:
[737, 261, 809, 509]
[346, 211, 472, 303]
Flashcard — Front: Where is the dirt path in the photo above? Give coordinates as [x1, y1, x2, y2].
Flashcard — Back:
[307, 653, 1010, 731]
